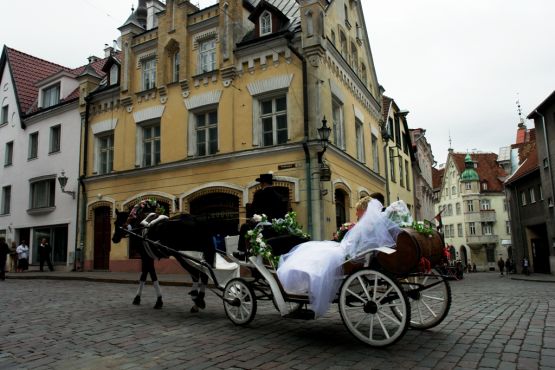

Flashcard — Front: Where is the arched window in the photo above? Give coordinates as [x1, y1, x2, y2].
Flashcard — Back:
[351, 42, 358, 72]
[361, 63, 367, 85]
[339, 31, 347, 60]
[260, 11, 272, 36]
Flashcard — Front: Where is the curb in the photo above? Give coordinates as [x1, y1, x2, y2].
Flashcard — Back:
[4, 274, 192, 287]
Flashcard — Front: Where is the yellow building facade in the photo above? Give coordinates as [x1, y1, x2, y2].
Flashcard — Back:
[78, 0, 387, 272]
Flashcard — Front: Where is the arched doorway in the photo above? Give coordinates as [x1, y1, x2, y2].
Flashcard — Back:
[335, 189, 347, 229]
[189, 192, 240, 237]
[93, 206, 111, 270]
[459, 245, 468, 266]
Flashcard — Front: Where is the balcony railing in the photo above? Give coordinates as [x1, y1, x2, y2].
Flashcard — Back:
[466, 234, 499, 245]
[465, 209, 497, 223]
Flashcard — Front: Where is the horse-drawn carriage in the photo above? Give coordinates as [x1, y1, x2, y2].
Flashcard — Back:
[114, 207, 451, 348]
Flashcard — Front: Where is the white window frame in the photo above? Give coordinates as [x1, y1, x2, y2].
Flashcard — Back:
[109, 64, 118, 86]
[457, 223, 463, 237]
[28, 132, 38, 160]
[172, 51, 180, 83]
[42, 84, 60, 108]
[95, 132, 114, 175]
[468, 222, 476, 235]
[1, 185, 10, 215]
[332, 97, 345, 149]
[139, 122, 161, 167]
[482, 222, 494, 235]
[529, 188, 536, 203]
[142, 58, 156, 90]
[480, 199, 491, 210]
[4, 141, 13, 166]
[29, 178, 55, 209]
[194, 109, 218, 156]
[355, 119, 365, 162]
[465, 182, 471, 190]
[452, 185, 457, 195]
[258, 94, 288, 147]
[49, 125, 61, 154]
[456, 202, 461, 215]
[1, 105, 8, 124]
[198, 39, 216, 74]
[466, 200, 474, 212]
[521, 191, 527, 206]
[260, 10, 272, 36]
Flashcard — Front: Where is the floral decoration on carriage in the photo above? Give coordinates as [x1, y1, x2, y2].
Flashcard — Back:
[246, 211, 310, 268]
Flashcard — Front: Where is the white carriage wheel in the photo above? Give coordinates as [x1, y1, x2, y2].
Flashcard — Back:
[339, 269, 410, 347]
[223, 278, 257, 326]
[396, 268, 451, 330]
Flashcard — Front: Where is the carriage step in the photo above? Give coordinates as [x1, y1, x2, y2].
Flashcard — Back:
[284, 309, 315, 320]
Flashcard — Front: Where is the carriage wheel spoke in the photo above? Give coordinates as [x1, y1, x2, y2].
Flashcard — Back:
[376, 313, 390, 339]
[353, 313, 370, 329]
[368, 315, 374, 340]
[357, 276, 371, 300]
[378, 309, 402, 326]
[345, 289, 366, 304]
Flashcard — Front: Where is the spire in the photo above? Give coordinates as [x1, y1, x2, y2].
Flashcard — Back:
[516, 94, 525, 128]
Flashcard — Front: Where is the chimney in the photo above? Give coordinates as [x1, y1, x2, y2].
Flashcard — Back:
[87, 55, 100, 64]
[104, 44, 114, 57]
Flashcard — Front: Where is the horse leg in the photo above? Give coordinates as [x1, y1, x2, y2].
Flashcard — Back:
[146, 257, 163, 309]
[133, 261, 150, 305]
[192, 272, 209, 310]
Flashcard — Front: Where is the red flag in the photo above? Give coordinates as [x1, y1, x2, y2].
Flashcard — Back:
[434, 209, 444, 232]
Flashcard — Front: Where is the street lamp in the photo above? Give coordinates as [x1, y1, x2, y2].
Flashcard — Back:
[317, 117, 331, 163]
[58, 171, 76, 199]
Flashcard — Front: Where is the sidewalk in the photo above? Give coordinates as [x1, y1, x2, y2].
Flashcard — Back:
[4, 270, 194, 286]
[5, 269, 555, 284]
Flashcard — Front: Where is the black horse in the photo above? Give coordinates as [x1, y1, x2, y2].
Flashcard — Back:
[112, 201, 216, 311]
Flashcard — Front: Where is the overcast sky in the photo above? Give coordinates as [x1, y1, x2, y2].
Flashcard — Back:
[2, 0, 554, 165]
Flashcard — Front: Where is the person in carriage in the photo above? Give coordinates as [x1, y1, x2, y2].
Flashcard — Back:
[277, 197, 410, 317]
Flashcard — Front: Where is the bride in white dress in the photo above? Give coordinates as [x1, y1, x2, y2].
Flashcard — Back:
[277, 199, 409, 317]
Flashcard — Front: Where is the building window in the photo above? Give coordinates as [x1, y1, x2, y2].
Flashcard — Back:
[332, 98, 345, 149]
[142, 123, 160, 167]
[339, 31, 347, 60]
[49, 125, 61, 153]
[28, 132, 38, 160]
[361, 63, 367, 86]
[260, 11, 272, 36]
[506, 221, 511, 234]
[468, 222, 476, 235]
[482, 222, 493, 235]
[466, 200, 474, 212]
[539, 185, 543, 200]
[4, 141, 13, 166]
[389, 148, 396, 182]
[371, 134, 379, 172]
[97, 133, 114, 174]
[30, 178, 55, 209]
[456, 202, 461, 215]
[387, 117, 394, 141]
[109, 64, 119, 85]
[351, 42, 358, 72]
[399, 159, 404, 187]
[520, 191, 527, 206]
[355, 119, 364, 162]
[260, 96, 287, 146]
[1, 185, 10, 215]
[1, 105, 8, 124]
[142, 58, 156, 90]
[480, 199, 491, 210]
[529, 188, 536, 203]
[457, 223, 463, 237]
[482, 182, 488, 191]
[172, 51, 180, 83]
[199, 39, 216, 74]
[330, 30, 336, 45]
[195, 110, 218, 156]
[452, 185, 457, 195]
[465, 182, 471, 190]
[42, 84, 60, 108]
[405, 159, 410, 191]
[486, 247, 495, 263]
[447, 204, 453, 216]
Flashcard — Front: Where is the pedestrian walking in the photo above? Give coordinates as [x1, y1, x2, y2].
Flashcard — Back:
[16, 240, 29, 272]
[505, 259, 511, 276]
[38, 238, 54, 272]
[9, 241, 17, 272]
[522, 257, 530, 276]
[0, 237, 10, 280]
[497, 257, 505, 276]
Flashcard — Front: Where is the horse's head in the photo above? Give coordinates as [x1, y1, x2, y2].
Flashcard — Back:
[112, 209, 130, 244]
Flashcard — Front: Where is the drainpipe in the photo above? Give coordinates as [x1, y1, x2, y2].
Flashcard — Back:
[535, 110, 555, 207]
[288, 41, 313, 235]
[76, 95, 92, 271]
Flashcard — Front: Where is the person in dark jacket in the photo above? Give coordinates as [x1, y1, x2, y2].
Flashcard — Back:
[236, 174, 287, 257]
[38, 238, 54, 272]
[0, 237, 10, 280]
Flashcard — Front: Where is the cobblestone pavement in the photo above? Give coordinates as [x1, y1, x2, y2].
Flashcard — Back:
[1, 272, 554, 370]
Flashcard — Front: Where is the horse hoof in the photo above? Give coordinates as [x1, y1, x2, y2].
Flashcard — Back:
[190, 305, 199, 313]
[154, 297, 163, 309]
[193, 292, 206, 310]
[132, 296, 141, 305]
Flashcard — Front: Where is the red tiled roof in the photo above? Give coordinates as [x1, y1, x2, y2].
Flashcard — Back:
[5, 47, 72, 115]
[432, 167, 444, 189]
[506, 141, 539, 184]
[450, 152, 507, 192]
[381, 96, 392, 122]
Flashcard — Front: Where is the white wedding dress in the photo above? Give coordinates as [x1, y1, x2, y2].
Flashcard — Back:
[277, 199, 407, 317]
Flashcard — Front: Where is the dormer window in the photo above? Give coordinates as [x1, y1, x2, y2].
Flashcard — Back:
[109, 64, 119, 86]
[42, 84, 60, 108]
[260, 11, 272, 36]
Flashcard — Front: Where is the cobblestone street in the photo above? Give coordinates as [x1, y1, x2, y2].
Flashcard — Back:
[1, 272, 554, 370]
